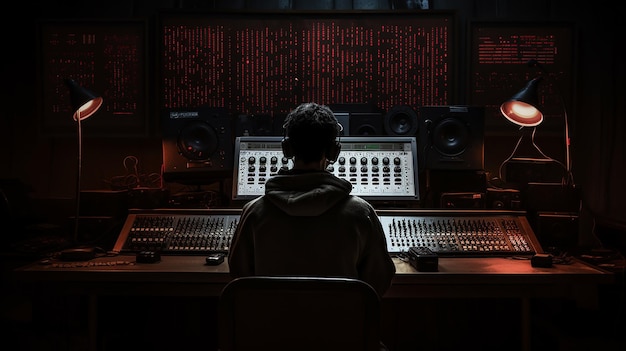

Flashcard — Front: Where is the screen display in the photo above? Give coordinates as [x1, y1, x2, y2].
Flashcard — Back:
[159, 11, 455, 116]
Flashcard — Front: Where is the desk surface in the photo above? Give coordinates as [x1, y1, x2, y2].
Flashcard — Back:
[12, 254, 614, 299]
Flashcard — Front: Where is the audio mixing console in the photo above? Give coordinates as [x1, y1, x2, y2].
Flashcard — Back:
[377, 209, 541, 256]
[112, 209, 542, 257]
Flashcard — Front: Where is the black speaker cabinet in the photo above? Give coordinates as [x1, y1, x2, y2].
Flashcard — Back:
[384, 105, 418, 136]
[418, 105, 485, 170]
[334, 112, 350, 136]
[534, 212, 580, 251]
[162, 107, 234, 184]
[349, 112, 385, 136]
[526, 182, 580, 212]
[236, 114, 273, 136]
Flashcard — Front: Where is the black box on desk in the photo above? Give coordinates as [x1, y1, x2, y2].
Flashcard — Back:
[407, 247, 438, 272]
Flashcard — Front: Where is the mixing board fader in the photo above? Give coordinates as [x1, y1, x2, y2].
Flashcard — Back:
[113, 209, 542, 258]
[112, 209, 241, 255]
[378, 210, 542, 256]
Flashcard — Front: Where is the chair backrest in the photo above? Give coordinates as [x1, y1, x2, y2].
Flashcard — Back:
[218, 276, 382, 351]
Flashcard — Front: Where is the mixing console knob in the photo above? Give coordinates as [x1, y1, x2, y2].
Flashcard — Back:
[281, 157, 289, 164]
[248, 165, 255, 172]
[371, 157, 379, 165]
[271, 156, 278, 164]
[350, 166, 357, 173]
[271, 166, 278, 172]
[350, 157, 357, 164]
[361, 166, 368, 172]
[339, 166, 346, 172]
[248, 156, 256, 164]
[338, 156, 346, 164]
[394, 157, 401, 165]
[372, 166, 379, 172]
[383, 157, 390, 165]
[360, 157, 368, 165]
[260, 156, 267, 163]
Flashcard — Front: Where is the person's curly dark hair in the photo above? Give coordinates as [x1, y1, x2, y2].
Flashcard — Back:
[282, 102, 341, 163]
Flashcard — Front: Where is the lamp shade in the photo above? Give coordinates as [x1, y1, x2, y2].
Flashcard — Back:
[65, 78, 103, 121]
[500, 77, 544, 127]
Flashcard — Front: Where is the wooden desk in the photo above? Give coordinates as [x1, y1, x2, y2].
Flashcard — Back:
[11, 255, 614, 351]
[14, 255, 611, 297]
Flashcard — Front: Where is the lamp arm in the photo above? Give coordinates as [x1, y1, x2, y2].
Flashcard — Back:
[498, 127, 525, 182]
[529, 60, 574, 185]
[74, 112, 82, 243]
[559, 94, 573, 176]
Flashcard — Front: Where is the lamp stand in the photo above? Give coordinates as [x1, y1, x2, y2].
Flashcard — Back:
[74, 113, 83, 244]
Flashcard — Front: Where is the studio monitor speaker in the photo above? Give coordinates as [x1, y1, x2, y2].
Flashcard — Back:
[162, 107, 234, 184]
[349, 112, 384, 136]
[384, 105, 418, 136]
[418, 105, 485, 170]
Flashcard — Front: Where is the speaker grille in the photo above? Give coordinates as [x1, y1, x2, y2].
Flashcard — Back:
[161, 107, 234, 184]
[419, 105, 485, 170]
[384, 105, 418, 136]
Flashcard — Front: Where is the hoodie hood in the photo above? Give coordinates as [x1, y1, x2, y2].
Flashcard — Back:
[264, 171, 352, 216]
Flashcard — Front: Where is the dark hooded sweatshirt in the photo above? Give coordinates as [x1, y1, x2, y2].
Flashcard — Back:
[228, 169, 396, 297]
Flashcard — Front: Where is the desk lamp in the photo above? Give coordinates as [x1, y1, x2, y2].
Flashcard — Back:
[65, 78, 103, 243]
[500, 76, 544, 127]
[498, 75, 572, 186]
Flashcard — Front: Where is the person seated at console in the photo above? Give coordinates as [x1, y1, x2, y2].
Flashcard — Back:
[228, 102, 395, 297]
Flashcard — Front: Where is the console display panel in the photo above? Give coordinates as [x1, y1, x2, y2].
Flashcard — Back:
[159, 11, 455, 116]
[233, 136, 419, 201]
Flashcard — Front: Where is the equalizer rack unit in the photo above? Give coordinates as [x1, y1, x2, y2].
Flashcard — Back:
[232, 136, 420, 201]
[112, 209, 543, 257]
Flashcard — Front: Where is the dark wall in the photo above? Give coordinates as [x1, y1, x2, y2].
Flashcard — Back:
[1, 1, 624, 240]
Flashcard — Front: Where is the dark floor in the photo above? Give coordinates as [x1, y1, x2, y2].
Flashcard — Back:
[3, 289, 625, 351]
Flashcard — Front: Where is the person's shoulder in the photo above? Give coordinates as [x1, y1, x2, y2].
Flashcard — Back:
[341, 195, 376, 212]
[241, 195, 268, 212]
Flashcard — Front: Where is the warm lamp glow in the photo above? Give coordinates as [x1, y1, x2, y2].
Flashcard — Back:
[73, 98, 103, 121]
[65, 78, 103, 121]
[500, 100, 543, 127]
[500, 77, 544, 127]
